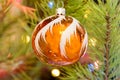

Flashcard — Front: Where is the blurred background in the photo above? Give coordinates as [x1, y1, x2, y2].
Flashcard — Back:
[0, 0, 60, 80]
[1, 0, 119, 80]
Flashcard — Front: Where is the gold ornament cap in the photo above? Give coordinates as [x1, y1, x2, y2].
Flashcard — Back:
[56, 8, 65, 15]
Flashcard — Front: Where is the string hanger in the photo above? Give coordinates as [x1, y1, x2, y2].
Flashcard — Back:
[57, 0, 64, 8]
[56, 1, 65, 15]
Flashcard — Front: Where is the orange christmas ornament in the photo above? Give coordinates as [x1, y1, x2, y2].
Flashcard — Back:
[32, 8, 88, 66]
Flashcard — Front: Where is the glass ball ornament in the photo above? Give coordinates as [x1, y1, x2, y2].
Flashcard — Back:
[32, 8, 88, 66]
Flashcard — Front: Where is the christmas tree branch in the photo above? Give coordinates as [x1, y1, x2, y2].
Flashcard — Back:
[104, 14, 111, 80]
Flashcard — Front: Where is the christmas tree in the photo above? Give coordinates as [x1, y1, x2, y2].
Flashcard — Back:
[0, 0, 120, 80]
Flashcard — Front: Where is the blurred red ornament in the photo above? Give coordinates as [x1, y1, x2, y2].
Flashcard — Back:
[0, 56, 27, 77]
[7, 0, 35, 16]
[12, 60, 26, 73]
[32, 8, 88, 66]
[0, 69, 9, 78]
[79, 53, 92, 65]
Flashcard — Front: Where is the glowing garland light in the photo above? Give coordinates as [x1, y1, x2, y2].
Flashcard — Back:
[51, 68, 60, 77]
[89, 38, 97, 47]
[21, 35, 30, 44]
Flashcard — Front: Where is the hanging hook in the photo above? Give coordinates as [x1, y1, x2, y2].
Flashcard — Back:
[57, 0, 64, 8]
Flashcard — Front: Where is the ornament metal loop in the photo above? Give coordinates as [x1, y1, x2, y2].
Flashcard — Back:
[57, 0, 64, 8]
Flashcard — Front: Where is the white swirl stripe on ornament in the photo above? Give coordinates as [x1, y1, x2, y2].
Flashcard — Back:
[35, 16, 65, 55]
[60, 18, 82, 58]
[80, 32, 88, 57]
[33, 16, 54, 57]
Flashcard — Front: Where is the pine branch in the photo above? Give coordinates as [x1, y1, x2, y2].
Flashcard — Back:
[104, 14, 111, 80]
